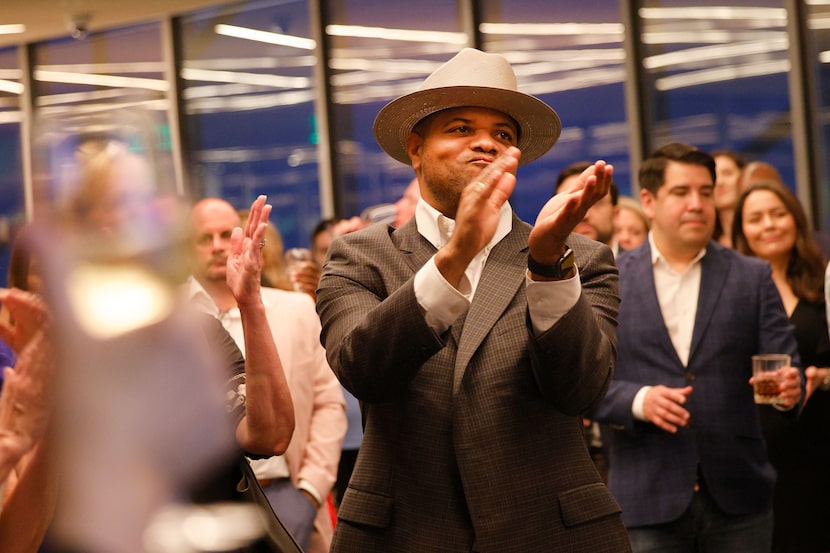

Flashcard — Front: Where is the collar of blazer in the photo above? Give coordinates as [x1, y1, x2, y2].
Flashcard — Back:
[393, 215, 531, 395]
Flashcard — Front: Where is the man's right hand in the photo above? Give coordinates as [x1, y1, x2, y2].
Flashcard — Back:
[227, 195, 271, 307]
[435, 147, 520, 288]
[643, 385, 693, 433]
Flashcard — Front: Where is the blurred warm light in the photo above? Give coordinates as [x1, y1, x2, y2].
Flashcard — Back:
[644, 37, 788, 69]
[655, 60, 790, 90]
[480, 22, 623, 38]
[34, 70, 169, 91]
[67, 263, 174, 339]
[181, 68, 310, 89]
[326, 24, 467, 44]
[0, 78, 23, 94]
[215, 24, 316, 50]
[0, 24, 25, 35]
[639, 7, 786, 21]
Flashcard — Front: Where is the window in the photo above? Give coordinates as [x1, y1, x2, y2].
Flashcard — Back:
[0, 46, 23, 283]
[179, 0, 319, 248]
[637, 0, 795, 186]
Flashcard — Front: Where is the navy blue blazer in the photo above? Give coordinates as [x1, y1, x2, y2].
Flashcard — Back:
[593, 239, 800, 528]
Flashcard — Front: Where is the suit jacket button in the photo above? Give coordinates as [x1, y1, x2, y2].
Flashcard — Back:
[685, 371, 695, 382]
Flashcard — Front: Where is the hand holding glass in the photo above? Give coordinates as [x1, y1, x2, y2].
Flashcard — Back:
[284, 248, 313, 292]
[752, 354, 791, 405]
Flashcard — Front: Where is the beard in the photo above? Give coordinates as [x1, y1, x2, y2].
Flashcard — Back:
[419, 158, 472, 218]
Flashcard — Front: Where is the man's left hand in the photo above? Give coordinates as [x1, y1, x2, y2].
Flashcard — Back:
[528, 160, 614, 264]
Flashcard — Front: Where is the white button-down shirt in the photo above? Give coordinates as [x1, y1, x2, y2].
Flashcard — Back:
[412, 198, 581, 336]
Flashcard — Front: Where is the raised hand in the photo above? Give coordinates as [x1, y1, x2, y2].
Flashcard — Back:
[0, 288, 50, 355]
[226, 195, 272, 307]
[529, 161, 614, 265]
[0, 320, 54, 482]
[435, 147, 520, 288]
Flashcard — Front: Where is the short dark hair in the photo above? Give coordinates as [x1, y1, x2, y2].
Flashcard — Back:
[555, 161, 619, 205]
[710, 149, 747, 170]
[639, 143, 716, 195]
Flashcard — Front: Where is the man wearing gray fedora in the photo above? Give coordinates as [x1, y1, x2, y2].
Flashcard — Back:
[316, 48, 631, 552]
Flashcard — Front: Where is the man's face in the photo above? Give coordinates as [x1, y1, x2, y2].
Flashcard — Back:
[557, 174, 615, 246]
[189, 199, 241, 283]
[641, 160, 715, 256]
[406, 107, 518, 216]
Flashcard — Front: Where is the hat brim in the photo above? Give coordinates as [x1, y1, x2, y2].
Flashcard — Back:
[373, 86, 561, 167]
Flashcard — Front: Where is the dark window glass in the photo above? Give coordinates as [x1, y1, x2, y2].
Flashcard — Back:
[806, 0, 830, 230]
[30, 23, 176, 207]
[325, 0, 465, 218]
[180, 0, 319, 248]
[479, 0, 631, 218]
[0, 46, 23, 284]
[638, 0, 795, 186]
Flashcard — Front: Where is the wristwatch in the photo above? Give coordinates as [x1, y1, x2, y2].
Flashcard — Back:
[528, 247, 575, 279]
[820, 368, 830, 391]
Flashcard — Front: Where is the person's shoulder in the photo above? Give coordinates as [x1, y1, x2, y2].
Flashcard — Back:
[330, 221, 397, 253]
[711, 241, 769, 272]
[615, 239, 648, 267]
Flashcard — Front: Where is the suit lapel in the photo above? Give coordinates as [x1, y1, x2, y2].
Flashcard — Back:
[452, 218, 528, 395]
[395, 219, 437, 273]
[629, 243, 685, 368]
[689, 243, 730, 361]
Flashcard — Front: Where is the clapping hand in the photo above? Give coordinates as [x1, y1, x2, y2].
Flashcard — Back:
[0, 288, 50, 354]
[227, 195, 272, 307]
[529, 161, 614, 266]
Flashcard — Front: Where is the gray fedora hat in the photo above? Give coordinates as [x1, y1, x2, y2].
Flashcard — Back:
[373, 48, 562, 167]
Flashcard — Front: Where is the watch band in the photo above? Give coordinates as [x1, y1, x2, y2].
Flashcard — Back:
[527, 247, 575, 279]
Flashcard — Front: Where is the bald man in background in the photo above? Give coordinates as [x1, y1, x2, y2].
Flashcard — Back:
[186, 197, 346, 553]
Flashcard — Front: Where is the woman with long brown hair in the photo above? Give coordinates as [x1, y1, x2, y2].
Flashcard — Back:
[733, 180, 830, 553]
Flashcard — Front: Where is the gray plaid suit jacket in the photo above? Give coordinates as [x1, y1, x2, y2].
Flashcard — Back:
[593, 239, 800, 528]
[316, 214, 631, 553]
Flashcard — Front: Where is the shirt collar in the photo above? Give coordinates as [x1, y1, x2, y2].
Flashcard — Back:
[185, 276, 222, 317]
[415, 196, 513, 251]
[648, 231, 706, 268]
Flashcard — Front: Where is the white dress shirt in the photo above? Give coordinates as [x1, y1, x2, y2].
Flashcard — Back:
[412, 198, 581, 336]
[632, 232, 705, 419]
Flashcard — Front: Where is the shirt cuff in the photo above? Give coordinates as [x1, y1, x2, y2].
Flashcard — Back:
[632, 386, 652, 421]
[414, 257, 470, 334]
[298, 479, 323, 507]
[526, 266, 581, 335]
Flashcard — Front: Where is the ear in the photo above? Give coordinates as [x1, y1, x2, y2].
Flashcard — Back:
[639, 188, 655, 220]
[405, 133, 423, 171]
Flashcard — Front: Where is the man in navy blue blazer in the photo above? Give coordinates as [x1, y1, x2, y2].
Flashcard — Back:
[592, 143, 802, 552]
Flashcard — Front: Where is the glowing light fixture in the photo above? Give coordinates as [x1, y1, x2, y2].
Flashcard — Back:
[0, 24, 25, 35]
[326, 24, 467, 44]
[215, 24, 316, 50]
[0, 79, 23, 94]
[34, 70, 169, 91]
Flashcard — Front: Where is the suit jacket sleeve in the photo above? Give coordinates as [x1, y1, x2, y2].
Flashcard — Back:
[530, 235, 620, 415]
[317, 226, 446, 403]
[318, 225, 619, 417]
